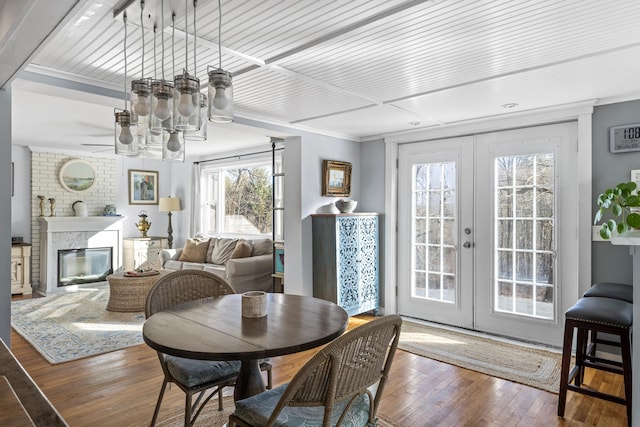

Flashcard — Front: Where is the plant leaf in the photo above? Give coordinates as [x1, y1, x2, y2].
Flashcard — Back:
[594, 209, 603, 224]
[628, 212, 640, 229]
[600, 226, 611, 240]
[617, 222, 629, 234]
[612, 203, 622, 216]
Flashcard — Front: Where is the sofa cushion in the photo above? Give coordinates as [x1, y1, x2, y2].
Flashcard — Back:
[231, 240, 253, 259]
[208, 237, 239, 264]
[251, 239, 273, 256]
[178, 238, 209, 263]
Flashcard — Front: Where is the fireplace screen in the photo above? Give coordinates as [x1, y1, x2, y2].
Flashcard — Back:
[58, 247, 113, 286]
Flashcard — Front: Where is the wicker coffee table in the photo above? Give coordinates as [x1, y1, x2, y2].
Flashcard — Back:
[106, 270, 170, 312]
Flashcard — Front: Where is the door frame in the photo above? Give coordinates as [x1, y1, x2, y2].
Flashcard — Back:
[383, 103, 594, 319]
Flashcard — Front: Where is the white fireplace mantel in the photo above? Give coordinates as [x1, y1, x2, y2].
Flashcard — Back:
[38, 216, 126, 294]
[38, 216, 125, 233]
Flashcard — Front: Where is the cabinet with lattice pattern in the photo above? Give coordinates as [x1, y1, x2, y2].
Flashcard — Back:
[311, 213, 379, 316]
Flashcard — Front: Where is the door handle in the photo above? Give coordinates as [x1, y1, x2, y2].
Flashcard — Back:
[463, 242, 472, 248]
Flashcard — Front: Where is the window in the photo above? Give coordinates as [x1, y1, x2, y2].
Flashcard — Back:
[199, 158, 273, 236]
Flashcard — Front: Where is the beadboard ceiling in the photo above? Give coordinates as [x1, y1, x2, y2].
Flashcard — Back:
[5, 0, 640, 156]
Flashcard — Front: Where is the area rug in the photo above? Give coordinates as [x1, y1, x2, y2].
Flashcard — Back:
[150, 396, 400, 427]
[398, 320, 563, 393]
[11, 285, 145, 364]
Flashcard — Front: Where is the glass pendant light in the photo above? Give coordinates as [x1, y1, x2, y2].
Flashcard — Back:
[150, 0, 173, 133]
[130, 1, 151, 121]
[208, 0, 233, 123]
[174, 0, 200, 131]
[163, 130, 185, 162]
[184, 93, 207, 140]
[115, 11, 139, 156]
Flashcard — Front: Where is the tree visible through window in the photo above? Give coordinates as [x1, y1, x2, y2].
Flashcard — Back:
[224, 167, 272, 234]
[201, 161, 273, 236]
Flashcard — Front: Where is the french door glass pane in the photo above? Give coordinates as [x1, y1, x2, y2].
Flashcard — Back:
[494, 153, 555, 320]
[412, 162, 456, 303]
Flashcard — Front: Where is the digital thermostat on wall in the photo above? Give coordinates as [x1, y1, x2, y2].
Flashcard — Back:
[610, 123, 640, 153]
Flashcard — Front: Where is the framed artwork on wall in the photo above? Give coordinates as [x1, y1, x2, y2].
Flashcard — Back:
[322, 160, 352, 197]
[128, 169, 159, 205]
[59, 159, 97, 193]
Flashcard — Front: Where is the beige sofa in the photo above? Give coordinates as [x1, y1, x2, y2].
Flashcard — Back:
[159, 234, 273, 293]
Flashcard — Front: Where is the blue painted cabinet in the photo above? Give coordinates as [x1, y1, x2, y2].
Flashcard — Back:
[312, 213, 379, 316]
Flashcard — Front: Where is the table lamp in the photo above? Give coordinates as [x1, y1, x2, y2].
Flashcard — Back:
[158, 196, 182, 249]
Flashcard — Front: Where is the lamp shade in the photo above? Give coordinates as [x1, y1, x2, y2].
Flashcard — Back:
[158, 197, 182, 212]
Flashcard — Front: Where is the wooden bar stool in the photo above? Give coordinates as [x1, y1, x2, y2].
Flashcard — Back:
[558, 297, 632, 426]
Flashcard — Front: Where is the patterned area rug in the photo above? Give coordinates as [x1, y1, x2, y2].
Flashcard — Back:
[398, 320, 563, 393]
[11, 285, 145, 364]
[150, 396, 399, 427]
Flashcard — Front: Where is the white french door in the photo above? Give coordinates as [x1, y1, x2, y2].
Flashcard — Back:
[397, 136, 475, 329]
[397, 123, 579, 346]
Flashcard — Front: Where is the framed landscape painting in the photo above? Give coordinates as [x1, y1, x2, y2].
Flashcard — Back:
[128, 170, 158, 205]
[322, 160, 352, 197]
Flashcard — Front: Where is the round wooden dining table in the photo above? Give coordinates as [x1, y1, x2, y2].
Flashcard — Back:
[142, 293, 349, 401]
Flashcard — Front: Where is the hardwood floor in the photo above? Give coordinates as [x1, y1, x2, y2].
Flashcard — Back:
[8, 314, 627, 426]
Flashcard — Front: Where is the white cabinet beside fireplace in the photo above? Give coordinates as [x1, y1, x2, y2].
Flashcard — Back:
[11, 244, 31, 295]
[123, 237, 168, 271]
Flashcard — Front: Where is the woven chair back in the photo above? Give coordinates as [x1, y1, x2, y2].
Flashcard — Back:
[145, 270, 236, 318]
[267, 315, 402, 426]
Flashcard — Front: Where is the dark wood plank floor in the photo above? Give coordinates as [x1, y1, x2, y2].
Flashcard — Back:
[7, 309, 627, 426]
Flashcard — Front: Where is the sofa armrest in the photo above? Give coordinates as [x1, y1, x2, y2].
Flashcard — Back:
[226, 254, 272, 278]
[159, 248, 181, 267]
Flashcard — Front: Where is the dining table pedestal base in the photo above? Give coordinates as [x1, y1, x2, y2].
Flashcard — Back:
[235, 360, 265, 402]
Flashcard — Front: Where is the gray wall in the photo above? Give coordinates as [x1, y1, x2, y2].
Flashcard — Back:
[591, 99, 640, 284]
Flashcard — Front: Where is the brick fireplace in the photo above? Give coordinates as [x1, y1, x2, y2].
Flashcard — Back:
[38, 217, 125, 294]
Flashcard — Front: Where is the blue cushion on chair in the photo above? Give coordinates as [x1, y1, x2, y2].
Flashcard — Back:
[233, 384, 373, 427]
[165, 356, 241, 388]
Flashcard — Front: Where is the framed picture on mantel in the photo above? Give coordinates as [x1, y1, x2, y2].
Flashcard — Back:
[128, 169, 159, 205]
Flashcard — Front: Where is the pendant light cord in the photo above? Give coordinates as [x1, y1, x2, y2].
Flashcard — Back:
[123, 11, 128, 110]
[161, 0, 165, 80]
[140, 0, 145, 77]
[218, 0, 222, 69]
[172, 13, 176, 76]
[153, 24, 157, 78]
[184, 0, 188, 74]
[193, 0, 197, 75]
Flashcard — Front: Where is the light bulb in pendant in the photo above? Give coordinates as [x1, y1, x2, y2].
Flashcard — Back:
[177, 92, 195, 117]
[155, 97, 171, 120]
[119, 125, 134, 145]
[213, 87, 228, 110]
[167, 132, 181, 152]
[135, 95, 150, 116]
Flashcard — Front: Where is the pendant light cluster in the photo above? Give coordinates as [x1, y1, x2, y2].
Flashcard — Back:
[115, 0, 233, 161]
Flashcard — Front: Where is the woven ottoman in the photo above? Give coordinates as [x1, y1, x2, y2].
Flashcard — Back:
[106, 270, 170, 312]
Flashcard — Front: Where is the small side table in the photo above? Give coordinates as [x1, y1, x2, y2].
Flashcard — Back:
[106, 270, 170, 312]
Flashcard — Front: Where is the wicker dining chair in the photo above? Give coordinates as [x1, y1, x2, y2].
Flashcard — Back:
[145, 270, 273, 427]
[229, 314, 402, 427]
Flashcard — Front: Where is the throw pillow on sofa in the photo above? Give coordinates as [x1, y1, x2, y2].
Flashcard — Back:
[207, 237, 238, 264]
[252, 239, 273, 256]
[178, 238, 209, 263]
[230, 240, 253, 259]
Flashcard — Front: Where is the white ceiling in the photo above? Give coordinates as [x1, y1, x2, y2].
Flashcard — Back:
[5, 0, 640, 156]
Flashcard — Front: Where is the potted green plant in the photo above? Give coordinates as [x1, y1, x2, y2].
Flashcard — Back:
[594, 181, 640, 239]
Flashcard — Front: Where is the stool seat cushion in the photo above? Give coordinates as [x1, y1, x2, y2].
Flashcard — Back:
[565, 297, 632, 327]
[583, 282, 633, 303]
